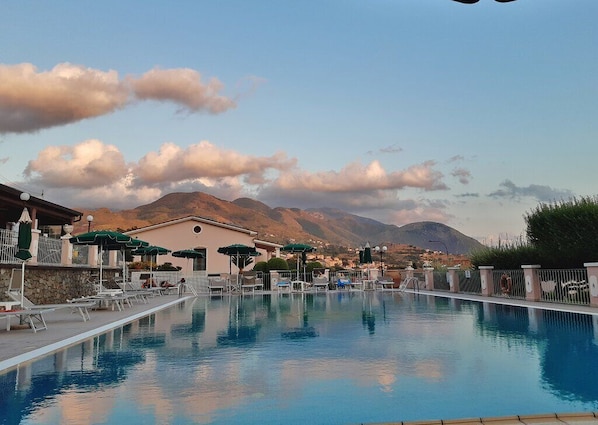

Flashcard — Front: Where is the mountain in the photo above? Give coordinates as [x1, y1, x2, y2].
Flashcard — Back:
[76, 191, 484, 255]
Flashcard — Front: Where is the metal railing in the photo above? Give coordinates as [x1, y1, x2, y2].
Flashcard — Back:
[537, 268, 589, 305]
[0, 228, 18, 263]
[36, 235, 62, 265]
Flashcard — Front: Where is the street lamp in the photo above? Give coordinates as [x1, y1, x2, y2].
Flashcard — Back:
[428, 240, 449, 264]
[86, 215, 94, 232]
[374, 245, 387, 276]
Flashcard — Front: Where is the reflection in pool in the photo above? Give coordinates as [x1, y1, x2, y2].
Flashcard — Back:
[2, 292, 598, 425]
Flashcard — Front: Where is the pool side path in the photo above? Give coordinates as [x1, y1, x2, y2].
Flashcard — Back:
[2, 289, 597, 425]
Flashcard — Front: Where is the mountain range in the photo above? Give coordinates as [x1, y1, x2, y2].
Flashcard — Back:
[77, 191, 484, 255]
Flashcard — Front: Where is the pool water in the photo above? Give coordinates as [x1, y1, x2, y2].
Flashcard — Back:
[2, 292, 598, 425]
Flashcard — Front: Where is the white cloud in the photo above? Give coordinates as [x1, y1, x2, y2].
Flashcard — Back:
[0, 62, 237, 134]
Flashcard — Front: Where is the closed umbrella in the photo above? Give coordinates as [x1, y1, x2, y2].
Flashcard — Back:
[281, 243, 316, 281]
[70, 230, 137, 287]
[363, 242, 373, 279]
[14, 207, 32, 306]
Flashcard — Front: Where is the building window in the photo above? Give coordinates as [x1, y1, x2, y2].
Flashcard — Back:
[193, 248, 207, 271]
[193, 225, 202, 234]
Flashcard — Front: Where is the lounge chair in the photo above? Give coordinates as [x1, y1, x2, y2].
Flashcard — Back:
[7, 268, 97, 322]
[312, 276, 329, 292]
[336, 278, 350, 290]
[0, 308, 55, 332]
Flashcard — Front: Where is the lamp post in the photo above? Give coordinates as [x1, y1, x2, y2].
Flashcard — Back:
[87, 215, 94, 232]
[428, 240, 449, 265]
[374, 245, 387, 276]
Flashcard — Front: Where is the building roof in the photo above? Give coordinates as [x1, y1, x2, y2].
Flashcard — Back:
[125, 215, 258, 237]
[0, 183, 83, 228]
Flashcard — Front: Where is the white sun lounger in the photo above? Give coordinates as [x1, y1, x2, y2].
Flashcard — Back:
[0, 308, 55, 332]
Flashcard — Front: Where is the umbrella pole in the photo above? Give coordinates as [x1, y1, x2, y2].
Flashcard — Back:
[20, 260, 25, 307]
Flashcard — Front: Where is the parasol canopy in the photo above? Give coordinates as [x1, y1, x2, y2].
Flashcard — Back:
[70, 230, 141, 286]
[172, 249, 205, 275]
[131, 245, 171, 275]
[217, 244, 260, 287]
[281, 243, 316, 280]
[14, 207, 33, 306]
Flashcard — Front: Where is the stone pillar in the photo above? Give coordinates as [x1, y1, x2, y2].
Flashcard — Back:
[29, 228, 41, 265]
[522, 265, 542, 301]
[108, 250, 118, 267]
[60, 235, 73, 265]
[447, 266, 460, 293]
[583, 262, 598, 308]
[404, 266, 414, 279]
[88, 245, 99, 267]
[479, 266, 494, 297]
[423, 267, 435, 291]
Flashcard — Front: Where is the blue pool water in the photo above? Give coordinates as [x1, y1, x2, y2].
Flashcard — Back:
[2, 292, 598, 425]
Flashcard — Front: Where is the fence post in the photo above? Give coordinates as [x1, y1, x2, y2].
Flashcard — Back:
[88, 246, 98, 268]
[479, 266, 494, 297]
[29, 228, 41, 265]
[522, 265, 542, 301]
[583, 262, 598, 308]
[447, 266, 460, 293]
[423, 267, 435, 291]
[108, 251, 118, 268]
[60, 235, 73, 265]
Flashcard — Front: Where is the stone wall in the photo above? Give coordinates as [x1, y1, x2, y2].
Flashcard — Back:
[0, 265, 120, 304]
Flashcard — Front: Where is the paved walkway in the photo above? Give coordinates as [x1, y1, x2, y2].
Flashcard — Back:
[0, 293, 188, 371]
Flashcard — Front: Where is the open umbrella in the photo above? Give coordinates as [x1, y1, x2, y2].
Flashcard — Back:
[281, 243, 316, 281]
[14, 207, 32, 306]
[70, 230, 137, 286]
[217, 244, 260, 288]
[131, 245, 171, 277]
[172, 249, 205, 275]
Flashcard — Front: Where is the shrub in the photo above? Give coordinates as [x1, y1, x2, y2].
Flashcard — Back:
[267, 257, 288, 270]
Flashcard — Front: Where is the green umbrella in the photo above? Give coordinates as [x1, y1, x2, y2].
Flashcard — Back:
[281, 243, 316, 280]
[172, 249, 205, 275]
[363, 242, 373, 279]
[217, 244, 260, 287]
[70, 230, 138, 286]
[131, 245, 171, 275]
[14, 207, 32, 306]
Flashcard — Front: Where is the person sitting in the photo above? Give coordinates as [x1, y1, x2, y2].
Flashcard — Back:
[160, 280, 176, 288]
[500, 273, 512, 296]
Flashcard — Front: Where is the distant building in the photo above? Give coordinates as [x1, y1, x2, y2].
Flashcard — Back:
[125, 216, 281, 276]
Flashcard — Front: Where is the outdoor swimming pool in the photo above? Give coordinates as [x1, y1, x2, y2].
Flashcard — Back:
[2, 292, 598, 425]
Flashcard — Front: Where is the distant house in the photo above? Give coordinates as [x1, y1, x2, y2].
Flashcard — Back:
[125, 216, 281, 276]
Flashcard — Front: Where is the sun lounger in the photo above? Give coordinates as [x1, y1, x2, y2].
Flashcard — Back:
[0, 308, 55, 332]
[6, 269, 97, 321]
[313, 277, 329, 292]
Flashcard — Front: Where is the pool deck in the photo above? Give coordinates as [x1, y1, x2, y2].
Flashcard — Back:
[1, 289, 598, 425]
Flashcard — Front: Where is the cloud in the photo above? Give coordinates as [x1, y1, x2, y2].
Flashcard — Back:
[23, 139, 128, 188]
[0, 63, 237, 134]
[128, 68, 236, 113]
[19, 139, 454, 227]
[268, 160, 446, 194]
[0, 63, 128, 133]
[488, 179, 575, 202]
[451, 167, 471, 184]
[131, 141, 295, 188]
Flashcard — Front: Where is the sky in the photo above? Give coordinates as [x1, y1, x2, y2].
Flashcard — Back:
[0, 0, 596, 245]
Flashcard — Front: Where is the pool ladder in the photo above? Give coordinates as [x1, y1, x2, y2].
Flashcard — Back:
[399, 277, 420, 292]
